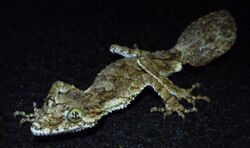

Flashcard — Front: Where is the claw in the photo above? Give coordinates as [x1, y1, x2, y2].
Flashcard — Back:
[14, 111, 35, 118]
[191, 82, 201, 90]
[14, 111, 26, 117]
[191, 95, 210, 102]
[176, 111, 185, 120]
[19, 117, 35, 125]
[163, 111, 173, 119]
[150, 106, 165, 112]
[199, 95, 210, 102]
[151, 106, 173, 119]
[33, 102, 38, 112]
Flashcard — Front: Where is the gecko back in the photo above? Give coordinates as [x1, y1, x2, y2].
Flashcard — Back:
[173, 10, 236, 67]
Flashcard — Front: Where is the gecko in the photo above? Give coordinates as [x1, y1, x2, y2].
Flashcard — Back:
[14, 10, 236, 136]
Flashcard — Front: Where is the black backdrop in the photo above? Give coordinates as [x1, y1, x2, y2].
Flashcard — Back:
[1, 0, 250, 147]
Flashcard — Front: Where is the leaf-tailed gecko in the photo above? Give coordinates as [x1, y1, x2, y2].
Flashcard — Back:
[14, 10, 236, 136]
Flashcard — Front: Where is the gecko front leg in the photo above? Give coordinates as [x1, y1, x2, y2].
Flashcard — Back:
[138, 56, 210, 107]
[14, 102, 38, 124]
[110, 44, 150, 57]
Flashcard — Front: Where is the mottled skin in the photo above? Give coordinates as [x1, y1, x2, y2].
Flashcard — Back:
[14, 10, 236, 136]
[175, 10, 236, 66]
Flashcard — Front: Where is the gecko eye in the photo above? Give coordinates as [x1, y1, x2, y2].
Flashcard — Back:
[66, 108, 83, 123]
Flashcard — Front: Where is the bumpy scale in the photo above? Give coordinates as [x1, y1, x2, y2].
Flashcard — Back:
[14, 10, 236, 136]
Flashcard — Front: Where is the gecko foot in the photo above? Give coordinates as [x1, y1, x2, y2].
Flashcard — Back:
[151, 96, 198, 120]
[14, 102, 39, 125]
[175, 83, 210, 106]
[14, 111, 35, 125]
[187, 82, 202, 93]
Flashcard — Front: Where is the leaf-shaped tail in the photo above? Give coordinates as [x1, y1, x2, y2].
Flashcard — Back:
[173, 10, 236, 67]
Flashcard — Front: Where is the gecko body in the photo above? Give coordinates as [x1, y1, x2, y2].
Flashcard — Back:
[14, 10, 236, 136]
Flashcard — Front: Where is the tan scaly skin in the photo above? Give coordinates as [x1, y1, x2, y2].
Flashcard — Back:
[14, 10, 236, 136]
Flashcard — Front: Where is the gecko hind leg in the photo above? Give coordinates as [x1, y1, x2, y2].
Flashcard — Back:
[149, 78, 197, 119]
[138, 56, 210, 110]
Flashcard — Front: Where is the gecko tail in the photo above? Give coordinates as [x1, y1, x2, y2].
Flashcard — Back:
[173, 9, 236, 67]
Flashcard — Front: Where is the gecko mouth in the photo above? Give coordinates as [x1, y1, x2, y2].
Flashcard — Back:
[30, 122, 96, 136]
[30, 126, 83, 136]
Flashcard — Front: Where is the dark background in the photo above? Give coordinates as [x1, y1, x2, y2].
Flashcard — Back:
[0, 0, 250, 147]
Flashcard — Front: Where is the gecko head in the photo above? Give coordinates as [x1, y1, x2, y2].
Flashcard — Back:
[29, 82, 103, 136]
